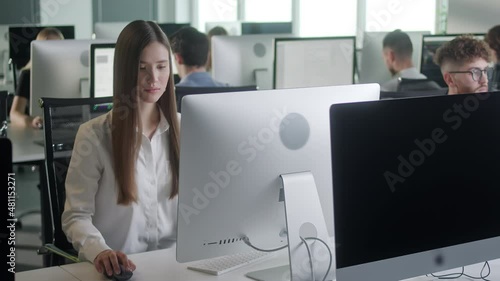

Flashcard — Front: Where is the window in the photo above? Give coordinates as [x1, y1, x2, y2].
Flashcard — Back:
[365, 0, 436, 33]
[244, 0, 292, 22]
[299, 0, 357, 37]
[195, 0, 238, 32]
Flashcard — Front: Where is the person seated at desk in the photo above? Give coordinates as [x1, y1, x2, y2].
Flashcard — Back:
[434, 35, 492, 95]
[380, 29, 428, 92]
[170, 26, 228, 87]
[486, 25, 500, 91]
[62, 20, 181, 276]
[9, 27, 64, 129]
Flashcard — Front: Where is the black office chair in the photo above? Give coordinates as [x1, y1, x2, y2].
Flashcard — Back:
[396, 77, 443, 92]
[37, 96, 113, 266]
[0, 91, 8, 137]
[380, 88, 448, 100]
[175, 85, 258, 112]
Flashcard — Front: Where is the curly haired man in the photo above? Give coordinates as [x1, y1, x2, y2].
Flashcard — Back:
[434, 35, 493, 95]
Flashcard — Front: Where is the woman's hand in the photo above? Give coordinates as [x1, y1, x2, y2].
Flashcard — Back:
[94, 249, 136, 276]
[31, 116, 43, 129]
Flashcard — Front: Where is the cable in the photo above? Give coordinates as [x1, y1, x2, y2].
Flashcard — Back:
[300, 236, 315, 281]
[242, 235, 333, 281]
[305, 236, 333, 281]
[427, 261, 491, 281]
[241, 236, 288, 252]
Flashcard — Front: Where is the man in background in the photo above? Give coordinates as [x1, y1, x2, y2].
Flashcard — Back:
[434, 35, 492, 95]
[170, 27, 228, 87]
[380, 29, 429, 92]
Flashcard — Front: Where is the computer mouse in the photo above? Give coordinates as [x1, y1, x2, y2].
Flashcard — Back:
[104, 264, 133, 281]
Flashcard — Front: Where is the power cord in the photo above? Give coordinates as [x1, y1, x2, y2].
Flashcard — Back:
[300, 236, 315, 281]
[242, 235, 333, 281]
[426, 261, 491, 281]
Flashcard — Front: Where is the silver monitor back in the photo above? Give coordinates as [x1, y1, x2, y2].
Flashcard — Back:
[211, 34, 292, 90]
[274, 37, 356, 89]
[176, 83, 380, 263]
[93, 22, 128, 40]
[359, 31, 430, 84]
[31, 39, 113, 117]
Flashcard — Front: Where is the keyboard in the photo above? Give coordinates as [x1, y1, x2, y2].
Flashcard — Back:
[187, 250, 273, 276]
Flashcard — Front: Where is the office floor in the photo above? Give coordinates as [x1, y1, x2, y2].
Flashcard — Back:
[14, 164, 44, 272]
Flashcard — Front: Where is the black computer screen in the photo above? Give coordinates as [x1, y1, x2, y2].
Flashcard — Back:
[330, 93, 500, 269]
[8, 25, 75, 69]
[241, 22, 292, 35]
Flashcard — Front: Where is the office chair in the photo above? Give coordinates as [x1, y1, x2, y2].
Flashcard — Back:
[175, 85, 258, 112]
[0, 91, 8, 137]
[396, 77, 443, 92]
[37, 96, 113, 266]
[380, 88, 448, 100]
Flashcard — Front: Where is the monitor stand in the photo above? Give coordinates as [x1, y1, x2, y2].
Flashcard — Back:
[254, 68, 270, 90]
[245, 171, 334, 281]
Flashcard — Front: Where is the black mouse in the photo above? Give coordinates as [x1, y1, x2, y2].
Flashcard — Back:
[105, 264, 133, 281]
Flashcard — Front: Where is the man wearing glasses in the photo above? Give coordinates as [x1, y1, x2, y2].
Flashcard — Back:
[434, 35, 493, 95]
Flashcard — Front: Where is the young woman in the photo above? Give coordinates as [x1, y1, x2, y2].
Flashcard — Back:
[62, 20, 180, 276]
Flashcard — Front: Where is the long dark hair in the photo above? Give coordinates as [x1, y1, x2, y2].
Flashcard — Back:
[112, 20, 180, 204]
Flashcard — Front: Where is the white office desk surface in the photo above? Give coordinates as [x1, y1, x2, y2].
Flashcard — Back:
[61, 246, 290, 281]
[7, 126, 45, 163]
[15, 266, 80, 281]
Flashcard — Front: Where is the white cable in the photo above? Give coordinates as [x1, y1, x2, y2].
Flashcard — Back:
[305, 236, 333, 281]
[300, 236, 315, 281]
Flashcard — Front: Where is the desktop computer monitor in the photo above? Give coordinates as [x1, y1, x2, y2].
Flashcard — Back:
[90, 43, 115, 98]
[274, 37, 356, 89]
[241, 22, 293, 35]
[158, 23, 190, 38]
[211, 34, 292, 90]
[420, 34, 485, 88]
[93, 22, 128, 40]
[8, 25, 75, 70]
[205, 21, 241, 35]
[359, 31, 429, 84]
[176, 84, 380, 274]
[31, 39, 113, 117]
[330, 92, 500, 281]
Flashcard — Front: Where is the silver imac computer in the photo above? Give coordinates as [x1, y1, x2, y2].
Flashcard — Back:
[93, 22, 128, 40]
[274, 37, 356, 89]
[420, 33, 485, 88]
[330, 92, 500, 281]
[177, 83, 380, 280]
[211, 34, 292, 90]
[31, 39, 113, 117]
[90, 43, 115, 98]
[359, 31, 430, 85]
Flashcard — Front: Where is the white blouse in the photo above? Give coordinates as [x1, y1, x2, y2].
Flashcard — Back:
[62, 110, 179, 263]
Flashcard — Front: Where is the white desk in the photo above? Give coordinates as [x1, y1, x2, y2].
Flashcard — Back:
[6, 126, 45, 163]
[16, 266, 80, 281]
[59, 246, 500, 281]
[61, 247, 290, 281]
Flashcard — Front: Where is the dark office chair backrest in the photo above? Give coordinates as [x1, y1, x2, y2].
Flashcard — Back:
[397, 77, 443, 92]
[380, 88, 448, 100]
[40, 96, 113, 266]
[0, 91, 9, 137]
[0, 137, 12, 171]
[175, 85, 258, 112]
